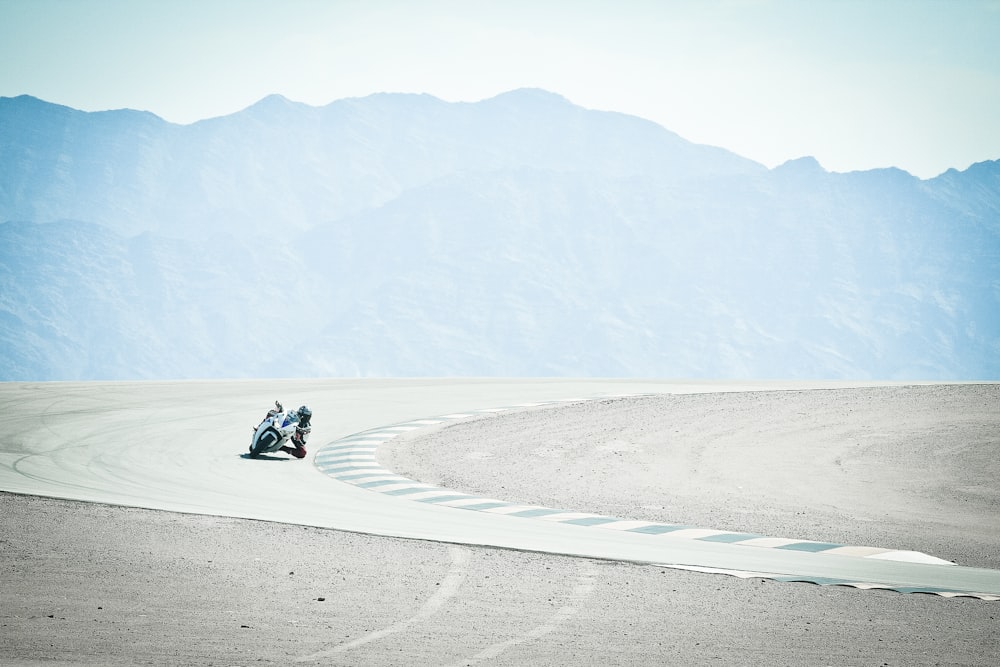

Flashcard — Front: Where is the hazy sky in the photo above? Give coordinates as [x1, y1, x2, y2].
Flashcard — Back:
[2, 0, 999, 178]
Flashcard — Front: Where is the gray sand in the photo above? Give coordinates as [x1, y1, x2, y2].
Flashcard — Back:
[382, 384, 1000, 569]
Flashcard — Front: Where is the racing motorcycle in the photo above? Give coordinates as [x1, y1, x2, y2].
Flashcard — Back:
[248, 401, 311, 458]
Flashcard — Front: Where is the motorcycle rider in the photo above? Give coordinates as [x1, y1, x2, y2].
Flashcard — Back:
[280, 404, 312, 459]
[253, 401, 312, 459]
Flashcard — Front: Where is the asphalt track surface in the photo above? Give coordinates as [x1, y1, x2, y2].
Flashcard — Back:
[4, 378, 996, 596]
[2, 379, 998, 665]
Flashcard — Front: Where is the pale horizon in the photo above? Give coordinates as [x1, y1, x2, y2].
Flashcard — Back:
[3, 0, 999, 179]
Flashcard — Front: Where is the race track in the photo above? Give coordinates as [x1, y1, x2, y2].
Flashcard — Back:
[2, 378, 998, 601]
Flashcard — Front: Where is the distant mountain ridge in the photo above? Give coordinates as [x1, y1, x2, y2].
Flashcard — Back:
[0, 90, 762, 238]
[1, 91, 998, 380]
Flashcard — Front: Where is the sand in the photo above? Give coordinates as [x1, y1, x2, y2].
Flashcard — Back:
[382, 384, 1000, 570]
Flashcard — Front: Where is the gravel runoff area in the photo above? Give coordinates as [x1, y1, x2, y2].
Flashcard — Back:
[382, 383, 1000, 571]
[2, 384, 998, 666]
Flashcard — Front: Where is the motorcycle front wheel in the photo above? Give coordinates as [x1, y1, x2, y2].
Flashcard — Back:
[250, 428, 280, 457]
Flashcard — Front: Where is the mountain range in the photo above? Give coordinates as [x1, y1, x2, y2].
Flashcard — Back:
[1, 89, 997, 380]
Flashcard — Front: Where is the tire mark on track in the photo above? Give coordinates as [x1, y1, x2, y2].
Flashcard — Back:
[446, 560, 599, 667]
[295, 545, 471, 662]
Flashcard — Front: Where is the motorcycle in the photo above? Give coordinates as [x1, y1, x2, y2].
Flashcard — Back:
[248, 401, 310, 458]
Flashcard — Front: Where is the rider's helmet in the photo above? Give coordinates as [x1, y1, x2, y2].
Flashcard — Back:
[297, 405, 312, 428]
